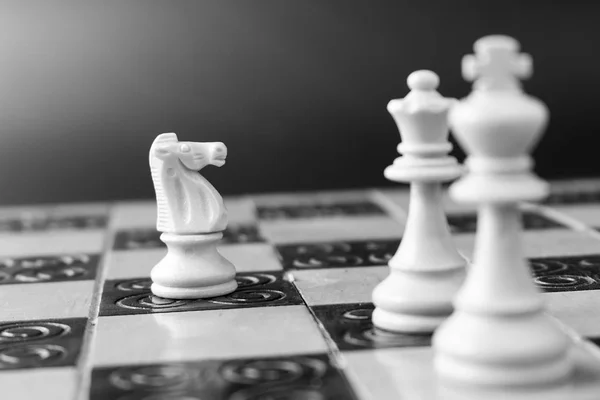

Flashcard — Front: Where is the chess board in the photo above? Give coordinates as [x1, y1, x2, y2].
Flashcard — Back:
[3, 179, 600, 400]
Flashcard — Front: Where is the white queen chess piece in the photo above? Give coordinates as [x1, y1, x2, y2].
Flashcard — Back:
[372, 70, 467, 333]
[149, 132, 237, 299]
[433, 35, 572, 386]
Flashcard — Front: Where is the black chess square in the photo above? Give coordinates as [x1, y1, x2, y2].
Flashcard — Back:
[113, 224, 265, 250]
[529, 255, 600, 293]
[0, 215, 107, 233]
[543, 189, 600, 205]
[0, 318, 86, 370]
[90, 353, 358, 400]
[257, 201, 386, 220]
[311, 303, 431, 351]
[447, 211, 566, 234]
[99, 271, 304, 316]
[276, 240, 399, 270]
[0, 254, 100, 285]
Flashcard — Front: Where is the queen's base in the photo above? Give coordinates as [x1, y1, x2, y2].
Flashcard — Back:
[372, 267, 465, 333]
[151, 232, 237, 299]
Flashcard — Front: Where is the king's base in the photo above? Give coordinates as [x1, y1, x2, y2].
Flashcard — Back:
[372, 267, 465, 333]
[151, 232, 238, 299]
[434, 353, 572, 388]
[433, 310, 573, 387]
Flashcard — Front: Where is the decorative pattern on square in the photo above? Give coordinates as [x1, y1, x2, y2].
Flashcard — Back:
[0, 215, 107, 233]
[113, 225, 265, 250]
[276, 240, 398, 270]
[90, 353, 357, 400]
[0, 318, 86, 370]
[257, 201, 385, 220]
[447, 211, 566, 234]
[0, 254, 99, 285]
[311, 303, 431, 351]
[543, 190, 600, 205]
[530, 255, 600, 292]
[99, 272, 304, 316]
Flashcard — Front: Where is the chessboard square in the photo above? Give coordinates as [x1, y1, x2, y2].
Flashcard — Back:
[0, 318, 86, 370]
[0, 367, 77, 400]
[111, 201, 155, 230]
[543, 178, 600, 205]
[292, 267, 388, 306]
[256, 200, 386, 220]
[103, 248, 161, 280]
[223, 196, 259, 224]
[312, 303, 431, 351]
[220, 243, 283, 272]
[0, 253, 100, 286]
[343, 344, 600, 400]
[0, 281, 94, 321]
[532, 254, 600, 293]
[259, 216, 403, 245]
[92, 305, 329, 367]
[447, 210, 568, 234]
[343, 347, 434, 400]
[545, 290, 600, 338]
[251, 189, 376, 207]
[0, 231, 105, 257]
[542, 204, 600, 229]
[453, 229, 600, 261]
[99, 272, 302, 316]
[90, 353, 344, 399]
[276, 239, 398, 270]
[0, 202, 109, 233]
[90, 353, 356, 400]
[112, 228, 162, 251]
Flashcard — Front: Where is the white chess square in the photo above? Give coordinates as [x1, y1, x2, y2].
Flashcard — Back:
[292, 267, 388, 306]
[0, 281, 94, 321]
[92, 306, 329, 367]
[259, 216, 403, 245]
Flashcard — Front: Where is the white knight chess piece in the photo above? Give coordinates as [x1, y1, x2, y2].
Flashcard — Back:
[149, 133, 237, 299]
[150, 132, 228, 234]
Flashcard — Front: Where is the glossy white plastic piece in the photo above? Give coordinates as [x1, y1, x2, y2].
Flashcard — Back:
[372, 70, 467, 333]
[148, 133, 237, 299]
[149, 132, 228, 234]
[433, 35, 572, 386]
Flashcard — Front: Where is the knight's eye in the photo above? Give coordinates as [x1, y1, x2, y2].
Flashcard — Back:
[180, 144, 191, 152]
[216, 147, 223, 153]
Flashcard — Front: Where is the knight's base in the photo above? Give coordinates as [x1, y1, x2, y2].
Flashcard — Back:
[150, 231, 238, 299]
[151, 280, 237, 299]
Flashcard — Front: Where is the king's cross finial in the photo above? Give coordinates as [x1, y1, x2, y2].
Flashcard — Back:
[462, 35, 532, 91]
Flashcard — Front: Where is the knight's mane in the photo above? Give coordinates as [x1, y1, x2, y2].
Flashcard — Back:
[150, 132, 179, 231]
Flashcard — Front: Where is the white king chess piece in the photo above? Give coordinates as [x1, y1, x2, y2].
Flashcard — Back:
[148, 132, 237, 299]
[433, 36, 572, 386]
[372, 70, 466, 333]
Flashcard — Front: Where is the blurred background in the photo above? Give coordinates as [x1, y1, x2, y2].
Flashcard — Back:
[1, 0, 598, 205]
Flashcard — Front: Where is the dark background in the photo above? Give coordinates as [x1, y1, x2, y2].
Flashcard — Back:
[1, 1, 598, 205]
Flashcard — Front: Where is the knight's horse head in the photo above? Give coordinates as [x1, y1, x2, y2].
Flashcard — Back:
[150, 133, 227, 171]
